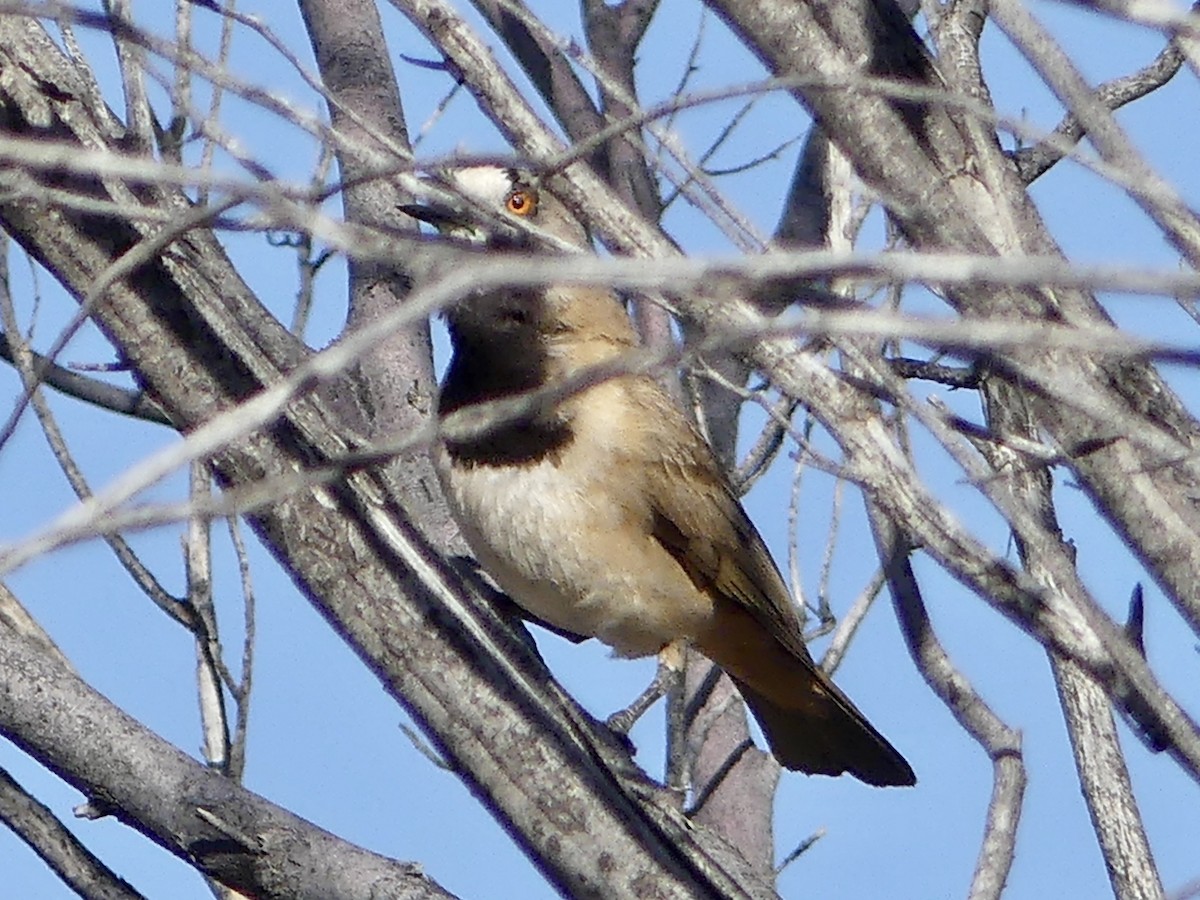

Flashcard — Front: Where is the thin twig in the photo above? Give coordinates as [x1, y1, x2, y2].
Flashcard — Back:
[1013, 36, 1185, 183]
[0, 246, 189, 628]
[819, 567, 887, 676]
[225, 513, 256, 781]
[0, 765, 146, 900]
[0, 333, 170, 424]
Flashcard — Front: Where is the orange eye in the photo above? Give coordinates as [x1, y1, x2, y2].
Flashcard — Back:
[505, 189, 538, 216]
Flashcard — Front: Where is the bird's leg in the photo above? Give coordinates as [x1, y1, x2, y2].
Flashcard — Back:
[606, 641, 686, 735]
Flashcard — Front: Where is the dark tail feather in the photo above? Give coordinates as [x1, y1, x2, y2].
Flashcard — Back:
[734, 679, 916, 787]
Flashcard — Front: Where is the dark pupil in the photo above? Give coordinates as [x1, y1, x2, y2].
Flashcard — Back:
[510, 192, 525, 210]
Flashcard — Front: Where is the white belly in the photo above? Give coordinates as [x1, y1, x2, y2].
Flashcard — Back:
[433, 441, 709, 657]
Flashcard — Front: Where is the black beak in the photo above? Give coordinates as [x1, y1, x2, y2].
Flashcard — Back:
[399, 201, 461, 231]
[400, 200, 529, 248]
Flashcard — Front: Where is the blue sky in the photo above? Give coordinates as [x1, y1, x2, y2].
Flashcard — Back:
[2, 2, 1199, 898]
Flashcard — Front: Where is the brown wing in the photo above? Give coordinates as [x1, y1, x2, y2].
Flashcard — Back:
[639, 390, 915, 785]
[646, 452, 810, 660]
[630, 387, 810, 658]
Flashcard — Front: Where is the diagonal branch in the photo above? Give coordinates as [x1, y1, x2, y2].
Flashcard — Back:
[979, 377, 1162, 900]
[0, 329, 168, 422]
[868, 519, 1025, 900]
[0, 763, 147, 900]
[0, 612, 457, 900]
[990, 0, 1200, 264]
[1013, 34, 1185, 183]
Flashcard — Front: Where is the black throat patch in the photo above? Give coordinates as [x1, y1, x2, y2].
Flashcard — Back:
[438, 329, 575, 467]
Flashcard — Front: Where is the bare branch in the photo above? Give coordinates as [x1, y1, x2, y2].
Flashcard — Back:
[871, 519, 1025, 900]
[0, 248, 189, 628]
[888, 356, 981, 389]
[0, 764, 147, 900]
[0, 616, 458, 900]
[980, 376, 1162, 899]
[224, 513, 256, 782]
[991, 0, 1200, 266]
[188, 464, 230, 771]
[100, 0, 153, 150]
[0, 330, 169, 424]
[818, 568, 887, 676]
[1013, 35, 1185, 183]
[467, 0, 608, 176]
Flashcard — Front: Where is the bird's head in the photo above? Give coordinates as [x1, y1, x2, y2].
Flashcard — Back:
[401, 166, 590, 251]
[403, 166, 609, 342]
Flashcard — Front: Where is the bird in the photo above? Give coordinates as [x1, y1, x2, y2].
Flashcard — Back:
[404, 166, 915, 787]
